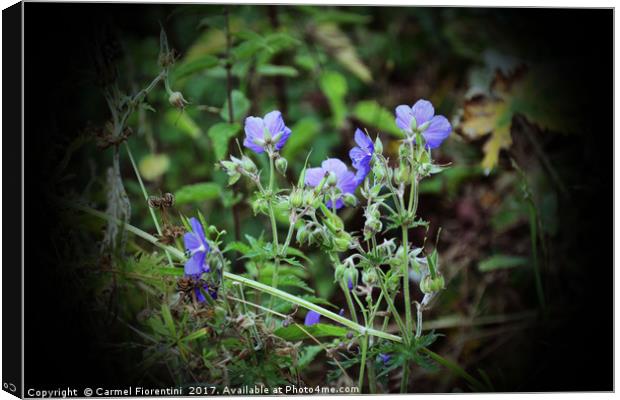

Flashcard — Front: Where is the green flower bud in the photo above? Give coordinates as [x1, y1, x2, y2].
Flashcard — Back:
[241, 156, 257, 174]
[374, 137, 383, 155]
[275, 157, 288, 175]
[334, 263, 346, 282]
[362, 269, 378, 286]
[290, 190, 303, 208]
[420, 274, 445, 294]
[252, 197, 269, 215]
[373, 163, 386, 181]
[333, 235, 350, 252]
[343, 193, 357, 207]
[296, 225, 309, 244]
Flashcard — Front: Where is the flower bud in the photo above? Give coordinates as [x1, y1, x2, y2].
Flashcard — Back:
[343, 267, 359, 290]
[334, 263, 346, 282]
[275, 157, 288, 175]
[374, 137, 383, 155]
[362, 269, 378, 286]
[169, 91, 188, 109]
[420, 274, 445, 294]
[241, 156, 257, 174]
[252, 197, 269, 215]
[343, 193, 357, 207]
[290, 189, 303, 208]
[302, 190, 315, 207]
[296, 225, 309, 244]
[373, 163, 386, 181]
[333, 235, 351, 252]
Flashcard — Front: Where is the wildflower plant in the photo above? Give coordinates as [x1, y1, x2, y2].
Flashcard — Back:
[64, 23, 472, 395]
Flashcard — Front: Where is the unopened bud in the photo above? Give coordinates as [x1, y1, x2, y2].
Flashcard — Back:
[241, 156, 257, 174]
[326, 171, 338, 186]
[169, 91, 188, 109]
[374, 137, 383, 155]
[343, 193, 357, 207]
[275, 157, 288, 175]
[362, 269, 378, 286]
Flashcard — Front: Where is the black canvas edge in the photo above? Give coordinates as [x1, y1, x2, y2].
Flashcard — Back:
[2, 1, 23, 399]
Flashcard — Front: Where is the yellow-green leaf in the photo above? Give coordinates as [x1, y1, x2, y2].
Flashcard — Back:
[138, 153, 170, 181]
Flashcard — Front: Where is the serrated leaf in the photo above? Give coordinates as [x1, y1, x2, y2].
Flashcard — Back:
[319, 71, 348, 128]
[274, 323, 347, 341]
[138, 153, 170, 181]
[220, 90, 250, 122]
[353, 100, 403, 137]
[297, 345, 322, 369]
[224, 241, 251, 255]
[478, 254, 528, 272]
[175, 182, 221, 204]
[207, 122, 241, 160]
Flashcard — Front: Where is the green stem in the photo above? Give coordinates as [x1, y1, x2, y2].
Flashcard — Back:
[123, 143, 174, 268]
[402, 227, 412, 335]
[400, 363, 410, 393]
[341, 281, 359, 325]
[358, 333, 368, 392]
[267, 155, 280, 323]
[377, 275, 406, 337]
[63, 200, 403, 343]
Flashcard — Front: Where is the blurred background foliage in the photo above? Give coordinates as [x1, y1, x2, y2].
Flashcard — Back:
[30, 4, 611, 392]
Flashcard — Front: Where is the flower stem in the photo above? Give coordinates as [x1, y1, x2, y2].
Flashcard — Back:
[124, 143, 174, 268]
[267, 155, 280, 325]
[402, 226, 412, 335]
[358, 333, 368, 392]
[62, 199, 404, 343]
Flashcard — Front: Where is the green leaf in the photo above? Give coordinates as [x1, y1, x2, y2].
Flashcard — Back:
[138, 153, 170, 181]
[353, 100, 402, 137]
[165, 110, 202, 139]
[224, 241, 252, 255]
[319, 71, 348, 128]
[182, 328, 208, 343]
[207, 122, 241, 160]
[274, 323, 348, 341]
[297, 345, 322, 369]
[257, 64, 298, 77]
[478, 254, 528, 272]
[161, 304, 177, 338]
[172, 55, 219, 81]
[220, 90, 250, 122]
[175, 182, 221, 204]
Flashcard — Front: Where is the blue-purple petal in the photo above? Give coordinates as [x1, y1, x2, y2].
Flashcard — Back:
[422, 115, 451, 149]
[379, 353, 391, 364]
[183, 231, 202, 253]
[243, 116, 266, 153]
[185, 251, 206, 276]
[338, 170, 358, 195]
[354, 128, 373, 152]
[275, 126, 292, 151]
[304, 167, 326, 187]
[395, 105, 414, 133]
[304, 310, 321, 326]
[411, 99, 435, 126]
[321, 158, 349, 176]
[189, 218, 208, 248]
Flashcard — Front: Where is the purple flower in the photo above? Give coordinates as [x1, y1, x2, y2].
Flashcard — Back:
[379, 353, 391, 364]
[243, 110, 292, 154]
[305, 158, 358, 209]
[183, 217, 210, 276]
[194, 283, 218, 303]
[395, 99, 451, 149]
[349, 128, 374, 184]
[347, 277, 354, 290]
[304, 310, 321, 326]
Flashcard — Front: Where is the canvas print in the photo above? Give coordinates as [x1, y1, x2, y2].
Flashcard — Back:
[3, 2, 613, 397]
